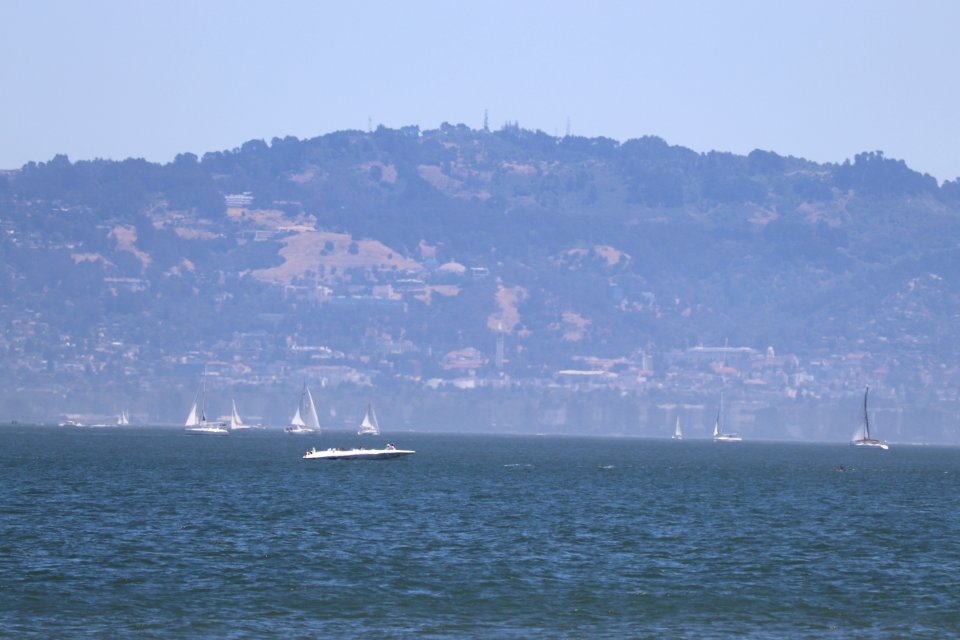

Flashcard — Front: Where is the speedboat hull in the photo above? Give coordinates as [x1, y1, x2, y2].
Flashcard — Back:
[184, 426, 229, 436]
[303, 447, 415, 460]
[713, 434, 742, 442]
[851, 439, 889, 450]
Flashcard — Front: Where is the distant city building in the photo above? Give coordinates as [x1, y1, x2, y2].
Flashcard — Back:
[224, 192, 254, 208]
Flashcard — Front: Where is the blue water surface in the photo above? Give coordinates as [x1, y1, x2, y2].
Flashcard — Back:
[2, 426, 960, 638]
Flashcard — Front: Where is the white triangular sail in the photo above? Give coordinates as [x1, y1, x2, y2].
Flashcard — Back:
[850, 422, 867, 442]
[712, 394, 723, 438]
[673, 415, 683, 440]
[230, 399, 247, 429]
[303, 387, 321, 431]
[187, 374, 210, 425]
[117, 410, 129, 426]
[290, 406, 305, 427]
[193, 396, 209, 423]
[288, 383, 320, 432]
[185, 397, 200, 427]
[358, 401, 381, 435]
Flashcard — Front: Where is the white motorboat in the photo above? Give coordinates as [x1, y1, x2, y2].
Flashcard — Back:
[850, 386, 889, 449]
[302, 443, 415, 460]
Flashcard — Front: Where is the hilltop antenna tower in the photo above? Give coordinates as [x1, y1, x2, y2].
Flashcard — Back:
[483, 109, 489, 133]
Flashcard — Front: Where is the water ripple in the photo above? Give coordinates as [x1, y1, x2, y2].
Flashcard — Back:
[3, 429, 960, 637]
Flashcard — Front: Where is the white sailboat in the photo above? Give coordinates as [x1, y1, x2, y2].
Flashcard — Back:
[357, 401, 381, 436]
[229, 399, 251, 430]
[850, 386, 889, 449]
[184, 373, 229, 435]
[672, 415, 683, 440]
[116, 410, 130, 426]
[285, 383, 321, 434]
[712, 392, 742, 442]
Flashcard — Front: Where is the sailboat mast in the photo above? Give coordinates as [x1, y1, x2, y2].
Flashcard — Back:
[200, 367, 207, 422]
[863, 386, 870, 440]
[717, 392, 724, 436]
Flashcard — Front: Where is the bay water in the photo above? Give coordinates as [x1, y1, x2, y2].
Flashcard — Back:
[2, 426, 960, 638]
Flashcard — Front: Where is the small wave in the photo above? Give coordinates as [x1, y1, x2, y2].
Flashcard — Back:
[503, 463, 533, 468]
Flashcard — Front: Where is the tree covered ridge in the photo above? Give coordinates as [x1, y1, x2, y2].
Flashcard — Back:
[5, 124, 956, 215]
[1, 123, 959, 384]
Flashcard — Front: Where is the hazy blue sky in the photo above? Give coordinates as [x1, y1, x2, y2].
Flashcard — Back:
[2, 0, 958, 181]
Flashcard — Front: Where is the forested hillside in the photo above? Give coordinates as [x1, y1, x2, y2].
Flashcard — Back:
[2, 123, 959, 428]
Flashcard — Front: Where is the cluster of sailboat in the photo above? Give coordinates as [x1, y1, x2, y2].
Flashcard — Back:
[670, 392, 743, 442]
[65, 382, 888, 453]
[182, 377, 415, 459]
[671, 386, 888, 449]
[58, 410, 130, 428]
[184, 381, 382, 436]
[182, 378, 320, 436]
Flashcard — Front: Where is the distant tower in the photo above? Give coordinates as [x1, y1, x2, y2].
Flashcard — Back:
[483, 109, 489, 133]
[565, 116, 571, 137]
[495, 322, 505, 369]
[368, 116, 372, 133]
[639, 349, 652, 372]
